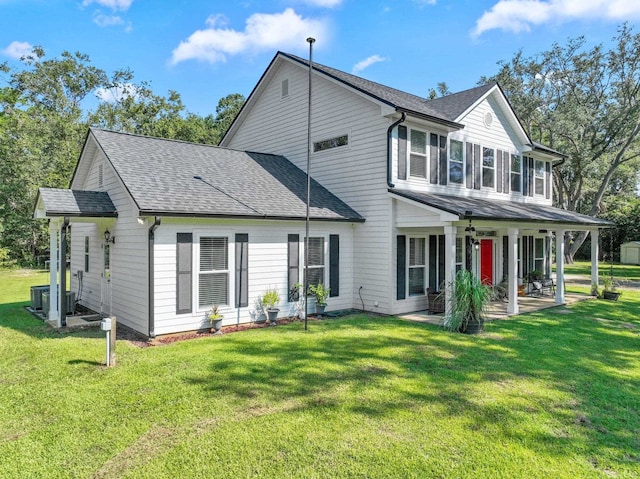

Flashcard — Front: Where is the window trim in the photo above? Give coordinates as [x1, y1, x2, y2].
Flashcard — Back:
[304, 236, 326, 290]
[196, 235, 230, 310]
[408, 127, 428, 179]
[448, 138, 464, 186]
[408, 236, 426, 297]
[312, 132, 350, 154]
[534, 159, 545, 196]
[510, 153, 522, 193]
[482, 146, 495, 189]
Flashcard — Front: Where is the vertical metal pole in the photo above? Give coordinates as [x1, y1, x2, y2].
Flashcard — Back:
[304, 37, 315, 331]
[237, 241, 243, 330]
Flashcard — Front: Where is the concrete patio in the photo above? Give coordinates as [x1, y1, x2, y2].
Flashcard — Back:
[399, 292, 594, 326]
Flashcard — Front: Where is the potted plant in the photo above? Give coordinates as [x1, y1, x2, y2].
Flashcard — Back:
[261, 287, 281, 325]
[208, 305, 224, 334]
[442, 269, 491, 334]
[601, 277, 621, 301]
[308, 283, 330, 317]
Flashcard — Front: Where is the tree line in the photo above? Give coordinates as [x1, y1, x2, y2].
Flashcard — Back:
[0, 48, 244, 264]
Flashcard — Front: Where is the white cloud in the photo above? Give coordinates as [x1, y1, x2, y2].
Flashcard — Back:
[1, 40, 33, 59]
[473, 0, 640, 37]
[82, 0, 132, 11]
[300, 0, 343, 6]
[92, 12, 124, 27]
[352, 54, 387, 74]
[170, 8, 329, 65]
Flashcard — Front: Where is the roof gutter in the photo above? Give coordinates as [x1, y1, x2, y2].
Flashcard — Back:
[387, 112, 406, 188]
[148, 216, 161, 338]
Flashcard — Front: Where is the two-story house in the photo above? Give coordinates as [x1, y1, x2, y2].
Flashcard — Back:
[34, 51, 609, 337]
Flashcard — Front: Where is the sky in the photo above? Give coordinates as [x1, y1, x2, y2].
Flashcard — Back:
[2, 0, 640, 117]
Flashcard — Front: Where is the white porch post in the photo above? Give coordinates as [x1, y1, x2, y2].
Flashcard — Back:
[48, 220, 60, 325]
[591, 229, 599, 293]
[444, 225, 456, 295]
[507, 228, 519, 315]
[555, 229, 566, 304]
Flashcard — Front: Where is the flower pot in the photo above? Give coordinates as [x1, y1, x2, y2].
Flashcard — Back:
[267, 308, 279, 325]
[211, 318, 223, 334]
[602, 291, 620, 301]
[316, 303, 326, 318]
[462, 318, 483, 335]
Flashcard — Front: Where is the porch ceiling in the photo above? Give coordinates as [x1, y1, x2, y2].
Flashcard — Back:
[34, 187, 117, 218]
[389, 189, 612, 228]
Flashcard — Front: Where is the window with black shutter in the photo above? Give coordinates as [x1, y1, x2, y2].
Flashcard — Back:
[235, 234, 248, 308]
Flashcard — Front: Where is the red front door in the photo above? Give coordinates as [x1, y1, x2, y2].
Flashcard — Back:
[480, 239, 493, 285]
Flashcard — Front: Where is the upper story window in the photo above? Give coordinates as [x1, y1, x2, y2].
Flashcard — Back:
[511, 154, 521, 192]
[449, 139, 464, 184]
[534, 160, 545, 196]
[409, 129, 427, 178]
[482, 147, 495, 188]
[313, 134, 348, 153]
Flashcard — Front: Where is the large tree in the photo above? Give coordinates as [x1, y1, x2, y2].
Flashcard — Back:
[0, 49, 243, 263]
[482, 24, 640, 261]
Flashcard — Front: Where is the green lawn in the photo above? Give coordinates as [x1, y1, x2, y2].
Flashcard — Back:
[1, 269, 639, 478]
[561, 260, 640, 281]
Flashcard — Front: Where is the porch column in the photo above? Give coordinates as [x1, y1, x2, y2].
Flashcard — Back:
[444, 226, 456, 314]
[48, 220, 59, 325]
[590, 229, 599, 293]
[507, 228, 519, 315]
[555, 229, 566, 304]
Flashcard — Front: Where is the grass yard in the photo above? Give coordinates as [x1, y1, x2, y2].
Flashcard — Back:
[1, 269, 639, 478]
[562, 261, 640, 282]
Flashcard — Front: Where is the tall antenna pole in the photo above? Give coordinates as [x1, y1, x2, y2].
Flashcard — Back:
[304, 36, 315, 331]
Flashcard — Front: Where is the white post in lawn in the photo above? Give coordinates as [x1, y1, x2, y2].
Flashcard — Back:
[590, 229, 599, 293]
[49, 219, 59, 326]
[507, 228, 519, 315]
[555, 229, 566, 304]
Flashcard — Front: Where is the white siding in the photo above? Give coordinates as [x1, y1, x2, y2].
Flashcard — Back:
[224, 60, 397, 314]
[69, 144, 149, 334]
[152, 219, 355, 336]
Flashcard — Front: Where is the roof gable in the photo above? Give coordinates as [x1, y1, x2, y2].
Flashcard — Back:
[88, 129, 363, 222]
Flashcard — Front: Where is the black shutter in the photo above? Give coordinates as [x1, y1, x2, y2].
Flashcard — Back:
[428, 235, 438, 291]
[465, 235, 473, 271]
[528, 158, 535, 197]
[397, 235, 406, 300]
[522, 156, 529, 196]
[437, 234, 445, 290]
[398, 125, 407, 181]
[235, 234, 248, 308]
[504, 153, 510, 194]
[329, 235, 339, 297]
[496, 150, 503, 193]
[502, 235, 508, 282]
[545, 161, 551, 199]
[473, 144, 481, 190]
[466, 142, 473, 189]
[430, 133, 438, 184]
[288, 234, 299, 301]
[176, 233, 192, 314]
[438, 136, 447, 185]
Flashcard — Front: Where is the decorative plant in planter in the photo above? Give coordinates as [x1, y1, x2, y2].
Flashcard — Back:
[307, 283, 330, 317]
[442, 270, 491, 334]
[261, 287, 281, 325]
[601, 277, 621, 301]
[208, 305, 224, 334]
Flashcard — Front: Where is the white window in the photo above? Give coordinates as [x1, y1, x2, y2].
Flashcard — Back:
[449, 139, 464, 184]
[199, 237, 229, 308]
[409, 129, 427, 178]
[409, 238, 426, 296]
[511, 154, 521, 192]
[534, 160, 545, 196]
[482, 147, 495, 188]
[455, 237, 464, 272]
[534, 237, 545, 273]
[305, 237, 325, 287]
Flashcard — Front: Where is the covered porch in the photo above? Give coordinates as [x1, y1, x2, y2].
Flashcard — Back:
[391, 190, 613, 317]
[33, 187, 118, 328]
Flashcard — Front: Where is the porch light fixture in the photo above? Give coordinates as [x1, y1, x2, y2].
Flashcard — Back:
[473, 239, 480, 250]
[104, 230, 115, 244]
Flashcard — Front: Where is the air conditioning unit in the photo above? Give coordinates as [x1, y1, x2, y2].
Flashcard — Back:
[30, 285, 50, 310]
[41, 291, 76, 318]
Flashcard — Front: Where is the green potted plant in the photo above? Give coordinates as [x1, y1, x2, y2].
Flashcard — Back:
[442, 269, 491, 334]
[307, 283, 330, 317]
[601, 277, 621, 301]
[208, 305, 224, 334]
[261, 287, 281, 325]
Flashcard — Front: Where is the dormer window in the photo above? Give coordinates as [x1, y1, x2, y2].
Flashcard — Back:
[482, 147, 495, 188]
[409, 129, 427, 178]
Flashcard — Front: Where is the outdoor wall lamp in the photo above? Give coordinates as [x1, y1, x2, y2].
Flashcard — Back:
[473, 239, 480, 250]
[104, 230, 116, 244]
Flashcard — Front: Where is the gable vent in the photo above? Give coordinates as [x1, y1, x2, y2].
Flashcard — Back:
[483, 111, 494, 128]
[281, 79, 289, 98]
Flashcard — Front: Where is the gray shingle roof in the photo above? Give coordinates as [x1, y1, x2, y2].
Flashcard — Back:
[391, 189, 612, 226]
[90, 129, 363, 222]
[280, 52, 495, 126]
[37, 187, 117, 217]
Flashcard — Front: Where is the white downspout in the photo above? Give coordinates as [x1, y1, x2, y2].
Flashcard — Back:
[590, 229, 599, 292]
[555, 229, 566, 304]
